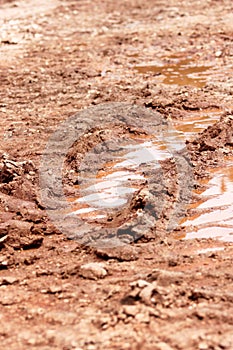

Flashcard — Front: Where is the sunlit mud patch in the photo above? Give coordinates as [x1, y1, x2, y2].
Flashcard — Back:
[66, 136, 172, 225]
[180, 160, 233, 243]
[134, 58, 211, 87]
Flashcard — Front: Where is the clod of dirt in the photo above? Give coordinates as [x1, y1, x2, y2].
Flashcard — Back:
[79, 262, 107, 280]
[146, 269, 184, 286]
[0, 255, 8, 269]
[41, 285, 64, 294]
[0, 220, 43, 250]
[155, 342, 174, 350]
[0, 276, 18, 285]
[93, 238, 140, 261]
[122, 305, 139, 317]
[188, 113, 233, 157]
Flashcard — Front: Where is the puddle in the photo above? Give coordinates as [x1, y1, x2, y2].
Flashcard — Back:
[173, 110, 220, 139]
[65, 109, 226, 236]
[134, 58, 211, 87]
[197, 247, 225, 254]
[66, 137, 172, 222]
[63, 93, 231, 244]
[181, 161, 233, 243]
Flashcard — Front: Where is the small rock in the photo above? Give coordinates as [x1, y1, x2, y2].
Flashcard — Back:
[1, 37, 19, 45]
[2, 220, 43, 250]
[130, 279, 150, 288]
[94, 238, 139, 261]
[41, 285, 63, 294]
[123, 305, 139, 317]
[79, 262, 107, 280]
[219, 338, 232, 349]
[139, 283, 155, 305]
[86, 345, 97, 350]
[148, 269, 184, 286]
[215, 50, 222, 57]
[148, 307, 160, 318]
[198, 342, 209, 350]
[135, 312, 150, 323]
[0, 235, 7, 246]
[0, 294, 16, 306]
[0, 276, 18, 285]
[0, 256, 8, 269]
[156, 342, 173, 350]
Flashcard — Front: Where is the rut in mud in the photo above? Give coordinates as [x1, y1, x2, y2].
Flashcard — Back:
[0, 0, 233, 349]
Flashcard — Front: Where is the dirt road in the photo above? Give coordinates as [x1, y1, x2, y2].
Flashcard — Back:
[0, 0, 233, 349]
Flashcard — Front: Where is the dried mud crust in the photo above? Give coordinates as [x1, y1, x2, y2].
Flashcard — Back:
[0, 0, 233, 349]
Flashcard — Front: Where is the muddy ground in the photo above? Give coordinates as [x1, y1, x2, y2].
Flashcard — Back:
[1, 0, 233, 349]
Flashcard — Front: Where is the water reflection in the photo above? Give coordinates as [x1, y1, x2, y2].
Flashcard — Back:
[182, 162, 233, 242]
[173, 111, 220, 138]
[66, 137, 172, 221]
[134, 59, 211, 87]
[64, 105, 228, 242]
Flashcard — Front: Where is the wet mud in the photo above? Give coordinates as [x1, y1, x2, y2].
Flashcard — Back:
[0, 0, 233, 349]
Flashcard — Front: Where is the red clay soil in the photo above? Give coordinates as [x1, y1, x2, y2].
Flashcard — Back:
[0, 0, 233, 349]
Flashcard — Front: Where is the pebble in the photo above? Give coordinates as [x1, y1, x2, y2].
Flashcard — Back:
[123, 305, 139, 317]
[130, 279, 150, 288]
[156, 342, 174, 350]
[135, 312, 150, 323]
[94, 238, 139, 261]
[0, 276, 18, 285]
[215, 50, 222, 57]
[79, 262, 107, 280]
[198, 342, 209, 350]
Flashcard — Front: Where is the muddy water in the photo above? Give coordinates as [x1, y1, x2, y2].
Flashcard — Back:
[134, 55, 233, 243]
[66, 105, 233, 244]
[66, 137, 172, 222]
[181, 160, 233, 243]
[172, 110, 233, 244]
[173, 110, 220, 138]
[134, 58, 211, 87]
[174, 111, 233, 244]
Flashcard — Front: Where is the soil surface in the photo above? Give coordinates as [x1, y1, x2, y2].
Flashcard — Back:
[0, 0, 233, 349]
